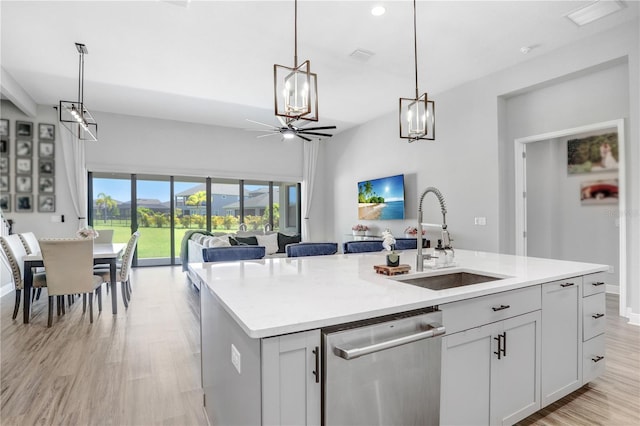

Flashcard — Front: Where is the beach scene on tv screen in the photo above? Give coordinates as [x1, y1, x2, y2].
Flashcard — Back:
[358, 174, 405, 220]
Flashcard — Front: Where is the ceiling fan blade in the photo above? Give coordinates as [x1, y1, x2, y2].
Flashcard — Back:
[296, 134, 312, 142]
[297, 131, 334, 137]
[243, 128, 279, 132]
[276, 116, 287, 127]
[257, 133, 281, 139]
[299, 126, 337, 131]
[246, 118, 277, 129]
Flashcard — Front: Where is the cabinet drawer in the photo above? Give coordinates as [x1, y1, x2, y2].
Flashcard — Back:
[583, 275, 606, 297]
[583, 334, 606, 383]
[441, 285, 541, 334]
[583, 292, 606, 341]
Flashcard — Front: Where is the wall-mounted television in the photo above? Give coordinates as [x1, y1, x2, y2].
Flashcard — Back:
[357, 174, 405, 220]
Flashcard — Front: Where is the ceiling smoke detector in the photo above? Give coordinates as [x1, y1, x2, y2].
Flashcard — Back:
[565, 0, 626, 27]
[349, 48, 375, 62]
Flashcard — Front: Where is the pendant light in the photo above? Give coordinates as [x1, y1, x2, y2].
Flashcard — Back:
[274, 0, 319, 123]
[399, 0, 435, 142]
[59, 43, 98, 141]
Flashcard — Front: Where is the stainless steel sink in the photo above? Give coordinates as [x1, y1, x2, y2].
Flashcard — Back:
[395, 272, 506, 291]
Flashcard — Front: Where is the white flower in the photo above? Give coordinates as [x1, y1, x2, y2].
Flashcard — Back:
[382, 229, 396, 251]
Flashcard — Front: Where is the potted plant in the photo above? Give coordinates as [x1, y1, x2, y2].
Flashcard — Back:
[382, 229, 399, 267]
[352, 224, 369, 236]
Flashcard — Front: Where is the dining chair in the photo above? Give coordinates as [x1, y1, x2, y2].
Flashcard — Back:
[18, 232, 41, 254]
[94, 232, 140, 309]
[0, 235, 47, 320]
[93, 229, 114, 244]
[39, 238, 104, 327]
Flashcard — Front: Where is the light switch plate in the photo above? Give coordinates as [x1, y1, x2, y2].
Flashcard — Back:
[474, 217, 487, 226]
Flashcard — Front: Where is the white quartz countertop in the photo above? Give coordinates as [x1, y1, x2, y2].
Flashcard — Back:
[190, 249, 608, 339]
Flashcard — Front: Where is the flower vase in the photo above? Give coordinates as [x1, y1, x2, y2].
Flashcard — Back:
[386, 252, 400, 267]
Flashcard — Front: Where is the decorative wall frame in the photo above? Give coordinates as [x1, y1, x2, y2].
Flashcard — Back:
[0, 157, 8, 174]
[16, 140, 32, 157]
[16, 158, 32, 175]
[0, 175, 8, 192]
[39, 176, 54, 193]
[39, 159, 54, 175]
[16, 194, 33, 212]
[16, 176, 32, 193]
[0, 119, 8, 137]
[39, 123, 55, 140]
[0, 139, 8, 155]
[38, 195, 55, 212]
[0, 194, 10, 212]
[567, 129, 619, 174]
[16, 121, 33, 138]
[39, 141, 54, 157]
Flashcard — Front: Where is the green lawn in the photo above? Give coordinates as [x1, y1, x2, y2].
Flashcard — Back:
[93, 223, 242, 259]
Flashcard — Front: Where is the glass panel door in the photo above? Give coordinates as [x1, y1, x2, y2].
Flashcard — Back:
[211, 179, 241, 234]
[136, 175, 171, 266]
[175, 177, 206, 263]
[91, 173, 132, 245]
[243, 181, 270, 231]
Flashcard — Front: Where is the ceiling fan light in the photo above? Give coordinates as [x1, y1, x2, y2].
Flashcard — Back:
[282, 130, 296, 139]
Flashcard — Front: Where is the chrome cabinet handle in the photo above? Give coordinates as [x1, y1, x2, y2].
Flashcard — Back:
[560, 282, 574, 287]
[334, 323, 446, 360]
[492, 304, 510, 312]
[592, 313, 605, 319]
[592, 355, 604, 363]
[592, 282, 605, 287]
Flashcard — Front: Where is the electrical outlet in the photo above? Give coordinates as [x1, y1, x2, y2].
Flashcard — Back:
[474, 217, 487, 226]
[608, 265, 615, 274]
[50, 215, 63, 223]
[231, 344, 241, 374]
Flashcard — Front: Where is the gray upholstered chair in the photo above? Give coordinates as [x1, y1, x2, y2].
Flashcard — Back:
[1, 235, 47, 320]
[286, 242, 338, 258]
[93, 229, 114, 244]
[94, 231, 140, 308]
[38, 238, 104, 327]
[202, 246, 266, 262]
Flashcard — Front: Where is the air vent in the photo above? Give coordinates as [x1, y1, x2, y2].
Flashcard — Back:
[565, 0, 625, 27]
[349, 48, 375, 62]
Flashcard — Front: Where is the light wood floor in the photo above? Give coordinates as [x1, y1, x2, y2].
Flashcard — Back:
[1, 267, 639, 425]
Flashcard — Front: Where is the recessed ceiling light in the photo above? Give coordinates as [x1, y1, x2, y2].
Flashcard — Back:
[371, 6, 386, 16]
[520, 46, 532, 54]
[565, 0, 625, 27]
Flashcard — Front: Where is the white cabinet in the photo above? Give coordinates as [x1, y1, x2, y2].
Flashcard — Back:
[541, 278, 582, 407]
[262, 330, 321, 426]
[440, 288, 541, 426]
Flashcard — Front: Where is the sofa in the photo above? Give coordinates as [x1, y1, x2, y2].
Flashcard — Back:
[342, 237, 429, 254]
[182, 230, 301, 289]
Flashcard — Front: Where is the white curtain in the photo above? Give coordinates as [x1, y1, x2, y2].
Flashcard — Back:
[301, 140, 320, 241]
[59, 124, 88, 230]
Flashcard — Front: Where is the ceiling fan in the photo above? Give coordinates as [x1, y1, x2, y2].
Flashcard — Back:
[245, 117, 336, 142]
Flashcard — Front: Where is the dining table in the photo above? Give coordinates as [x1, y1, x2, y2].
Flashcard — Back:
[22, 242, 127, 324]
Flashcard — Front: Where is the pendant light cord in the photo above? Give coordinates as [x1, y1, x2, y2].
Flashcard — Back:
[294, 0, 298, 68]
[78, 50, 84, 110]
[413, 0, 419, 99]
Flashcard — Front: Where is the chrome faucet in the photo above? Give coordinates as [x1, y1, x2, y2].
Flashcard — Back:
[417, 187, 452, 272]
[238, 223, 247, 232]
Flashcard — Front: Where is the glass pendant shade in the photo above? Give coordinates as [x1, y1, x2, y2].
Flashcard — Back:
[59, 100, 98, 141]
[274, 60, 318, 122]
[399, 93, 435, 141]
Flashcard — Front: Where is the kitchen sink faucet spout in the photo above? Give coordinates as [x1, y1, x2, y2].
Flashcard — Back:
[417, 187, 451, 272]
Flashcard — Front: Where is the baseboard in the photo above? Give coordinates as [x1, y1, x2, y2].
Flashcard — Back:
[606, 284, 620, 294]
[625, 308, 640, 326]
[0, 282, 15, 298]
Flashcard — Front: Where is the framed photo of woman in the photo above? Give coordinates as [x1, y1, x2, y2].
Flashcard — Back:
[16, 194, 33, 212]
[38, 195, 55, 212]
[39, 123, 55, 140]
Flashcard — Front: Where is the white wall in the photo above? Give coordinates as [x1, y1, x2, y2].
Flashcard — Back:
[507, 62, 627, 291]
[322, 21, 640, 320]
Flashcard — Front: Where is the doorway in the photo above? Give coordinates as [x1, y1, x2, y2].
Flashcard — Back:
[514, 119, 627, 316]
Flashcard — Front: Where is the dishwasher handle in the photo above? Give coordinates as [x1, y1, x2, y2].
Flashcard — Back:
[333, 323, 446, 360]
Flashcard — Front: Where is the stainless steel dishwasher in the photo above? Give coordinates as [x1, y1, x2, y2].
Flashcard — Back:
[322, 309, 445, 426]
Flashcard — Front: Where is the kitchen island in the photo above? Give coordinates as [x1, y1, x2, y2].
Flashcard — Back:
[191, 249, 609, 425]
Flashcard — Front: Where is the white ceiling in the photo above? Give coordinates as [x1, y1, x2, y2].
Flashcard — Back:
[1, 1, 638, 133]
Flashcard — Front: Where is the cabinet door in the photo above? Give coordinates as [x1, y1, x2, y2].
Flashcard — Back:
[492, 311, 541, 426]
[262, 330, 321, 426]
[440, 323, 495, 426]
[541, 280, 582, 406]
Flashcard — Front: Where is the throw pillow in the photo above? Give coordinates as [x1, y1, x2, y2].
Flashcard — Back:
[277, 232, 301, 253]
[204, 236, 231, 248]
[235, 235, 258, 245]
[256, 233, 279, 255]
